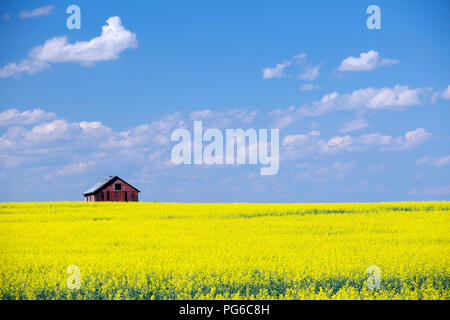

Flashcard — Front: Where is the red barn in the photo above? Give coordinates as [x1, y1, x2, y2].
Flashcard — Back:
[83, 176, 140, 202]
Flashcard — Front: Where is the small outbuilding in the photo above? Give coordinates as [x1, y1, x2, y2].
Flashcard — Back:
[83, 176, 140, 202]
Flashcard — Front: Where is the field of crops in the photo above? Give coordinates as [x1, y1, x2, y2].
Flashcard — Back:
[0, 201, 449, 300]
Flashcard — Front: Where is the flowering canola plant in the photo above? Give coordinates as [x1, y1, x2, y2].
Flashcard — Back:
[0, 201, 448, 300]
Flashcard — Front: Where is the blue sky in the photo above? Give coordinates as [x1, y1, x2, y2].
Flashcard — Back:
[0, 0, 449, 202]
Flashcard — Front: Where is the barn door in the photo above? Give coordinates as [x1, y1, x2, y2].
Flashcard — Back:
[124, 191, 128, 202]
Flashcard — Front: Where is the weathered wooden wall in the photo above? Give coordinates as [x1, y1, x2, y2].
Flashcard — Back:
[85, 178, 139, 202]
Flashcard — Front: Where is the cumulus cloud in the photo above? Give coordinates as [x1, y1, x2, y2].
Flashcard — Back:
[298, 65, 320, 80]
[282, 128, 431, 160]
[400, 128, 432, 150]
[262, 61, 291, 79]
[355, 128, 431, 151]
[299, 84, 320, 91]
[282, 130, 320, 147]
[20, 5, 54, 19]
[100, 113, 185, 149]
[0, 59, 50, 78]
[189, 109, 258, 128]
[24, 119, 80, 142]
[268, 105, 297, 129]
[0, 105, 433, 196]
[269, 85, 432, 129]
[293, 53, 307, 63]
[316, 135, 355, 154]
[281, 130, 321, 160]
[307, 85, 428, 112]
[340, 119, 369, 133]
[262, 52, 322, 80]
[441, 85, 450, 100]
[30, 17, 137, 65]
[0, 108, 191, 180]
[0, 109, 57, 126]
[416, 155, 450, 167]
[0, 16, 138, 78]
[0, 107, 255, 160]
[0, 106, 267, 182]
[338, 50, 399, 72]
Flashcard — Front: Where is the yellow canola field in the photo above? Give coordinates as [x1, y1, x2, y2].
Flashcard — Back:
[0, 201, 449, 300]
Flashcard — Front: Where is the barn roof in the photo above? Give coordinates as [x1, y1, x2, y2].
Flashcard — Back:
[83, 176, 140, 195]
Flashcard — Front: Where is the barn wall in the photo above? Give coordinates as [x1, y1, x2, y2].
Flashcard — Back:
[93, 191, 139, 202]
[94, 193, 103, 201]
[85, 178, 139, 202]
[101, 178, 137, 193]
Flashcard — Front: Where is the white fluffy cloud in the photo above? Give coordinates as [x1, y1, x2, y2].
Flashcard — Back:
[24, 119, 80, 142]
[293, 53, 307, 63]
[401, 128, 432, 149]
[282, 130, 320, 147]
[298, 65, 320, 80]
[100, 113, 185, 150]
[20, 5, 54, 19]
[262, 61, 291, 79]
[282, 128, 431, 160]
[269, 85, 431, 129]
[416, 155, 450, 167]
[0, 105, 433, 188]
[0, 16, 138, 78]
[0, 59, 50, 78]
[440, 85, 450, 100]
[31, 17, 137, 65]
[338, 50, 399, 72]
[355, 128, 431, 151]
[0, 108, 190, 179]
[189, 109, 258, 128]
[340, 119, 369, 133]
[0, 109, 57, 126]
[309, 85, 428, 112]
[299, 83, 320, 91]
[268, 105, 297, 129]
[0, 107, 263, 179]
[262, 52, 322, 80]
